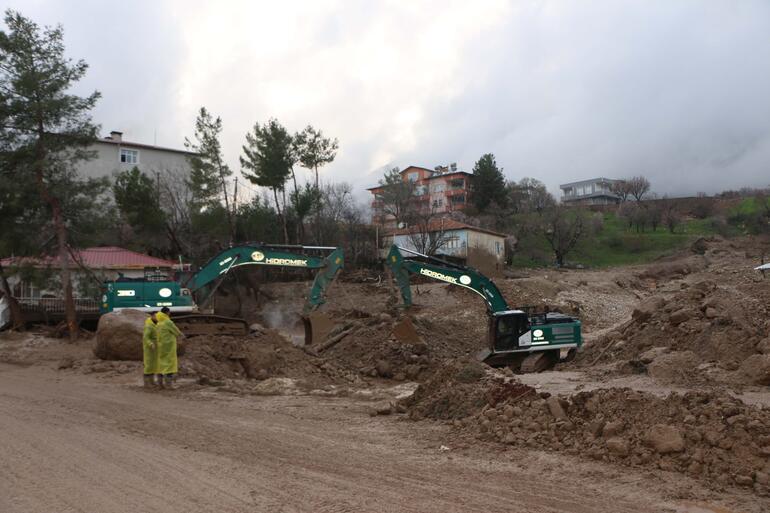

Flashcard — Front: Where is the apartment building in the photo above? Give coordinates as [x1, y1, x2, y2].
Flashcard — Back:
[368, 164, 473, 228]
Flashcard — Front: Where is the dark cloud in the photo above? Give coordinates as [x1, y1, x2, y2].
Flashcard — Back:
[5, 1, 769, 200]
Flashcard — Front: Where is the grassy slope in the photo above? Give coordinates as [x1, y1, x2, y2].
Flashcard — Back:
[511, 213, 733, 268]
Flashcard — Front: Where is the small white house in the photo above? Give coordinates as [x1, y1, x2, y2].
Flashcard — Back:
[381, 219, 507, 265]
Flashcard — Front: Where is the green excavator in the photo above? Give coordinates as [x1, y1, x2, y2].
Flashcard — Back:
[386, 245, 581, 372]
[100, 244, 344, 341]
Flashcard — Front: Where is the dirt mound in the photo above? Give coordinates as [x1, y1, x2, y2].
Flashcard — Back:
[317, 307, 489, 382]
[178, 328, 358, 387]
[578, 279, 770, 384]
[400, 358, 535, 420]
[464, 387, 770, 495]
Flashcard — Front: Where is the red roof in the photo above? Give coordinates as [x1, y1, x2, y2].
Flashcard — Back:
[1, 246, 178, 270]
[385, 219, 507, 238]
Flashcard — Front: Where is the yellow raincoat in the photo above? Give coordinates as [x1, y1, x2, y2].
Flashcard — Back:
[157, 315, 182, 375]
[142, 317, 159, 375]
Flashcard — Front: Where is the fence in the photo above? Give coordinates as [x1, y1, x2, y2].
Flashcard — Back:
[15, 297, 100, 314]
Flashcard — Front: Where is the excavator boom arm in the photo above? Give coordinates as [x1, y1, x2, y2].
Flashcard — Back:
[386, 245, 509, 312]
[186, 245, 344, 313]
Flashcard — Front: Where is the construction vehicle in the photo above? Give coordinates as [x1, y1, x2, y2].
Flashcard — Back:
[386, 245, 581, 372]
[100, 244, 344, 340]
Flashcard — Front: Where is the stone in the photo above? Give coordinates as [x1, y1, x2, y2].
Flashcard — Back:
[739, 354, 770, 385]
[755, 471, 770, 485]
[606, 437, 630, 456]
[639, 347, 669, 364]
[249, 322, 266, 334]
[669, 309, 694, 326]
[546, 396, 567, 419]
[734, 475, 754, 487]
[756, 337, 770, 355]
[587, 420, 606, 438]
[705, 307, 718, 319]
[375, 359, 393, 378]
[602, 420, 625, 437]
[644, 424, 685, 454]
[632, 297, 665, 323]
[94, 309, 184, 361]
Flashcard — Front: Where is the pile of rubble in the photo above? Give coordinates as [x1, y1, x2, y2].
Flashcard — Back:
[470, 387, 770, 495]
[403, 362, 770, 495]
[579, 278, 770, 385]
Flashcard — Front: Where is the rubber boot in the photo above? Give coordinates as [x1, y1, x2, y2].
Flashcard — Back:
[163, 374, 176, 390]
[143, 374, 154, 389]
[155, 374, 163, 389]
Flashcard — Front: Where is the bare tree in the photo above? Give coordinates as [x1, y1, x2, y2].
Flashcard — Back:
[628, 176, 651, 202]
[610, 180, 632, 202]
[377, 167, 417, 226]
[407, 209, 452, 256]
[661, 197, 681, 233]
[541, 206, 587, 267]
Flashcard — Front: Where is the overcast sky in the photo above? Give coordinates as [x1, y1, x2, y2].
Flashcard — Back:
[6, 0, 770, 200]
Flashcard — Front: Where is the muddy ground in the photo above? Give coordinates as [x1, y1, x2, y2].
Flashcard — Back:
[1, 235, 769, 512]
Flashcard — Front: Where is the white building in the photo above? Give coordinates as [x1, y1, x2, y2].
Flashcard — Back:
[77, 131, 195, 181]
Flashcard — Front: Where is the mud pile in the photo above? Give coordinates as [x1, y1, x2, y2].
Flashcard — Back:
[319, 308, 488, 381]
[400, 358, 535, 420]
[468, 387, 770, 495]
[178, 328, 359, 387]
[579, 278, 770, 385]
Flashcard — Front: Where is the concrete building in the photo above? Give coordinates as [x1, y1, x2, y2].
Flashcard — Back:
[560, 178, 620, 205]
[381, 219, 506, 266]
[367, 164, 473, 228]
[77, 131, 195, 181]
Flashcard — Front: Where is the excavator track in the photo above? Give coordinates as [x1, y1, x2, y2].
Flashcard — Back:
[519, 350, 559, 373]
[172, 314, 249, 337]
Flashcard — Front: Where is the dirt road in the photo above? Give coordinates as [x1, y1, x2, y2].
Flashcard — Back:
[0, 363, 755, 513]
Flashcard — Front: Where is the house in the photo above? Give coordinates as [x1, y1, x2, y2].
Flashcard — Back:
[560, 178, 620, 205]
[367, 164, 473, 228]
[381, 219, 507, 267]
[77, 131, 195, 181]
[1, 246, 184, 300]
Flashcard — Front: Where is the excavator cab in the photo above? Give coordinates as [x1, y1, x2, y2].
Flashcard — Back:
[489, 310, 531, 352]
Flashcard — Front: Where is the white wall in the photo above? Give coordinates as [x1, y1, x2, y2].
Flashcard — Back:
[77, 141, 193, 181]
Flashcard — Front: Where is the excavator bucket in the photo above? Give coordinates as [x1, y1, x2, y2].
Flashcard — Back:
[391, 316, 421, 344]
[302, 311, 336, 345]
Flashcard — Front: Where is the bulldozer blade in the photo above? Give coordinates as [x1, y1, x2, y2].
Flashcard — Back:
[303, 312, 336, 346]
[392, 317, 421, 344]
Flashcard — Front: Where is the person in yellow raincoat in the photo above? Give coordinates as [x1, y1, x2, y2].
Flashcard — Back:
[156, 307, 183, 389]
[142, 313, 159, 388]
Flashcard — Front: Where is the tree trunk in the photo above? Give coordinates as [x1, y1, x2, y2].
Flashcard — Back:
[273, 187, 288, 244]
[216, 157, 235, 243]
[33, 124, 77, 341]
[0, 262, 25, 330]
[55, 206, 78, 341]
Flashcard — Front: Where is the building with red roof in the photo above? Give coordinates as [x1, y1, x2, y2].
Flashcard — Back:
[367, 164, 473, 228]
[1, 247, 185, 299]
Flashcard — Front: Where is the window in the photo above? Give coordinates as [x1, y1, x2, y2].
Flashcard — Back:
[407, 172, 419, 182]
[430, 183, 446, 193]
[449, 179, 464, 189]
[120, 148, 139, 164]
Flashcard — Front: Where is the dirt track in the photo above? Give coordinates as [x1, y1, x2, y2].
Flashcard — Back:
[0, 362, 752, 513]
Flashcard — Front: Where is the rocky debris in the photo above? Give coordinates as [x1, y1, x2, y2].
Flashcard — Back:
[429, 384, 770, 495]
[579, 276, 770, 385]
[57, 356, 75, 370]
[400, 358, 534, 421]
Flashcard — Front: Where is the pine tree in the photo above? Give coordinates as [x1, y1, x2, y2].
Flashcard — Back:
[0, 10, 102, 340]
[184, 107, 235, 241]
[472, 153, 508, 213]
[240, 119, 294, 243]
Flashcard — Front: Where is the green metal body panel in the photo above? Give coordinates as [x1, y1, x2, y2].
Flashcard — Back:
[100, 245, 344, 314]
[99, 280, 193, 313]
